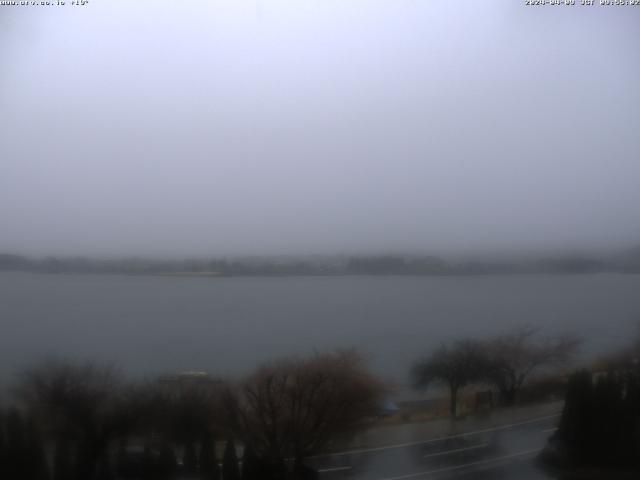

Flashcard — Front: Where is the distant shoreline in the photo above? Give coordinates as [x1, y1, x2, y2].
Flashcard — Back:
[1, 270, 639, 280]
[1, 250, 639, 277]
[154, 271, 224, 278]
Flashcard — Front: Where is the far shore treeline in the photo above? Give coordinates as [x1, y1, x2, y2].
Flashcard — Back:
[1, 246, 640, 277]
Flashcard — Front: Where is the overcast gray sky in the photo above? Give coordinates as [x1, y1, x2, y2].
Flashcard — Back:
[1, 0, 639, 257]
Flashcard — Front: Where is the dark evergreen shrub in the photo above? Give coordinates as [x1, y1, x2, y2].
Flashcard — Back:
[222, 439, 240, 480]
[53, 438, 74, 480]
[556, 368, 640, 468]
[183, 441, 198, 475]
[199, 433, 220, 480]
[240, 444, 260, 480]
[157, 443, 178, 480]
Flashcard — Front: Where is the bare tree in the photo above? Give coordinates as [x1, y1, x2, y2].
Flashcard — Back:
[412, 340, 488, 418]
[226, 350, 385, 471]
[483, 326, 581, 406]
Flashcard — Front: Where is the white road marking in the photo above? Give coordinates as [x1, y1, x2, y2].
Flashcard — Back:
[310, 413, 560, 458]
[318, 466, 353, 473]
[542, 427, 558, 433]
[379, 448, 542, 480]
[423, 443, 488, 459]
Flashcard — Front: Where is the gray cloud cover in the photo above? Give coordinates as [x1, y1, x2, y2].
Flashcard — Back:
[1, 0, 639, 256]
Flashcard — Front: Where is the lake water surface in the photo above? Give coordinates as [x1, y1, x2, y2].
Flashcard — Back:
[1, 272, 639, 392]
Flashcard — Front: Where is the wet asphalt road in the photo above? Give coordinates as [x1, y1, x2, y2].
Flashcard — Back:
[308, 414, 560, 480]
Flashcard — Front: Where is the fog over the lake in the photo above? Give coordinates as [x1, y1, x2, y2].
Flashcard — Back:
[1, 0, 639, 257]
